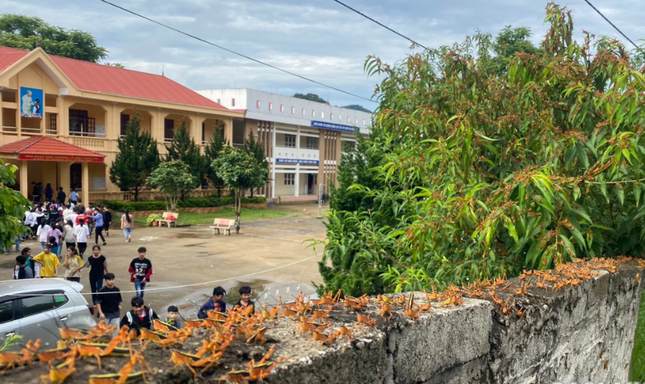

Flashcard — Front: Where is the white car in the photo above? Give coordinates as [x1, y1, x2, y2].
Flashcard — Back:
[0, 279, 96, 350]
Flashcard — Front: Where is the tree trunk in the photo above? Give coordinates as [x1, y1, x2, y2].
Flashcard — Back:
[235, 190, 241, 234]
[134, 187, 139, 201]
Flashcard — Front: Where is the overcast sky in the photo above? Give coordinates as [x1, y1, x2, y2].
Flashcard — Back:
[1, 0, 643, 108]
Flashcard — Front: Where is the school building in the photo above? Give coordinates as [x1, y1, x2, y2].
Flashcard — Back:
[0, 46, 242, 204]
[196, 89, 372, 201]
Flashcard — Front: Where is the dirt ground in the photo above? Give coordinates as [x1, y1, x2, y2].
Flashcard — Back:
[0, 203, 327, 318]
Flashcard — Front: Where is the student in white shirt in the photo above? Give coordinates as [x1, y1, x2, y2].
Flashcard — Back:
[74, 218, 90, 258]
[36, 219, 51, 252]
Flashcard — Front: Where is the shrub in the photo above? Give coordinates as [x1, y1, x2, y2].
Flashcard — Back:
[101, 195, 257, 211]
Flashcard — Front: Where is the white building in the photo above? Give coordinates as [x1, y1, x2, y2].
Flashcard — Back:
[196, 89, 372, 201]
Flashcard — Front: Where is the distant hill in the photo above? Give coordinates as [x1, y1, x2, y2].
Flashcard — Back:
[341, 104, 372, 113]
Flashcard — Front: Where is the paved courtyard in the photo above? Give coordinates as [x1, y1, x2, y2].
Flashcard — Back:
[0, 204, 327, 318]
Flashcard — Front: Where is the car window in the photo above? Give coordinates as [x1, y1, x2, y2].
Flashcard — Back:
[21, 295, 54, 317]
[53, 293, 68, 308]
[0, 300, 13, 324]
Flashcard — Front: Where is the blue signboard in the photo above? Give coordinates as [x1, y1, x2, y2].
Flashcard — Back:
[311, 120, 356, 132]
[20, 87, 43, 118]
[275, 158, 319, 165]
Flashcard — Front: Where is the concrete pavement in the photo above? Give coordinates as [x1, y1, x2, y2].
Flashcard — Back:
[0, 204, 327, 318]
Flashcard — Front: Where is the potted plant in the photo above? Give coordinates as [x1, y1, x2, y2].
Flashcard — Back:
[146, 213, 163, 227]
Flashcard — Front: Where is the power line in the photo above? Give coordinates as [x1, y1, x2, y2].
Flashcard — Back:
[583, 0, 641, 50]
[97, 0, 376, 104]
[331, 0, 428, 50]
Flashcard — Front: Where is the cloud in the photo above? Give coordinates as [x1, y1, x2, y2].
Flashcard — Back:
[1, 0, 643, 107]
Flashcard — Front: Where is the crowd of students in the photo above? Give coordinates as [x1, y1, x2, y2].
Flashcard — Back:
[9, 197, 257, 334]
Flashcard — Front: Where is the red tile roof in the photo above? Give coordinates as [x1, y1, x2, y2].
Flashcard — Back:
[0, 46, 28, 72]
[0, 136, 106, 162]
[0, 46, 227, 110]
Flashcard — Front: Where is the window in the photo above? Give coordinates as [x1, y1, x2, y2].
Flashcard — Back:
[306, 137, 319, 149]
[330, 113, 333, 120]
[231, 98, 236, 107]
[120, 114, 130, 136]
[280, 104, 284, 112]
[164, 119, 174, 141]
[69, 109, 96, 137]
[256, 100, 261, 109]
[269, 102, 273, 111]
[321, 112, 325, 119]
[47, 113, 58, 134]
[312, 110, 316, 118]
[291, 106, 295, 114]
[302, 108, 306, 116]
[284, 173, 295, 185]
[0, 300, 13, 324]
[285, 134, 296, 148]
[21, 295, 54, 317]
[216, 99, 221, 104]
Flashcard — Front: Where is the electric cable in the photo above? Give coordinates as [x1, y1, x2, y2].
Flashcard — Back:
[583, 0, 642, 50]
[1, 254, 319, 297]
[96, 0, 376, 104]
[331, 0, 428, 50]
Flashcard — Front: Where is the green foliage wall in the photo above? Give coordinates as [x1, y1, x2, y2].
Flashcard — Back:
[319, 4, 645, 296]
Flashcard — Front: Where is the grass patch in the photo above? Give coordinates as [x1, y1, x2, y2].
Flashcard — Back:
[632, 289, 645, 381]
[134, 207, 296, 226]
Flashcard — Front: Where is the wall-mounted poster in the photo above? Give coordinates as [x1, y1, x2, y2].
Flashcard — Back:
[20, 87, 43, 118]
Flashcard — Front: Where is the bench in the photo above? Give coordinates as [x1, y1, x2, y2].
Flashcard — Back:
[210, 218, 234, 235]
[157, 212, 179, 228]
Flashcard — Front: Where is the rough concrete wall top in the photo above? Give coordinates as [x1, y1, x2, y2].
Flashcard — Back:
[1, 260, 642, 384]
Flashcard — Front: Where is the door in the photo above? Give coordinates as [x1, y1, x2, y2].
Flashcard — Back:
[18, 291, 73, 348]
[0, 299, 18, 349]
[69, 109, 89, 136]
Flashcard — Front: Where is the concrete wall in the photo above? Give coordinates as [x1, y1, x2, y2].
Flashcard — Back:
[267, 262, 643, 384]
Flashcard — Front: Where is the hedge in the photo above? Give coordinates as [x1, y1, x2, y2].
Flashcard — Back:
[100, 196, 266, 212]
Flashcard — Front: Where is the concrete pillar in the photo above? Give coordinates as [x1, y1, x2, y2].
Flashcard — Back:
[20, 160, 28, 199]
[271, 124, 276, 199]
[16, 107, 21, 139]
[58, 96, 68, 136]
[223, 117, 233, 145]
[81, 162, 89, 204]
[294, 163, 300, 197]
[318, 129, 325, 195]
[58, 162, 71, 194]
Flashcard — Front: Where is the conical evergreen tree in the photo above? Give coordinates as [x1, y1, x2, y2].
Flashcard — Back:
[109, 115, 160, 201]
[165, 120, 206, 192]
[205, 128, 227, 197]
[243, 130, 268, 197]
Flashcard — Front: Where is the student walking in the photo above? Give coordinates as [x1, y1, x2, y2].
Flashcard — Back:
[33, 243, 59, 278]
[120, 296, 158, 335]
[198, 286, 227, 319]
[72, 244, 108, 306]
[96, 273, 122, 333]
[63, 247, 83, 283]
[13, 255, 34, 279]
[56, 187, 66, 205]
[129, 247, 152, 298]
[121, 209, 133, 243]
[63, 220, 75, 250]
[36, 218, 51, 252]
[90, 208, 106, 245]
[102, 207, 112, 237]
[19, 248, 40, 278]
[44, 183, 54, 202]
[74, 218, 90, 258]
[69, 189, 79, 205]
[164, 305, 182, 329]
[234, 285, 255, 312]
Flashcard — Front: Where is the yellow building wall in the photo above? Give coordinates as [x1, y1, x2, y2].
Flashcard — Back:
[0, 49, 243, 201]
